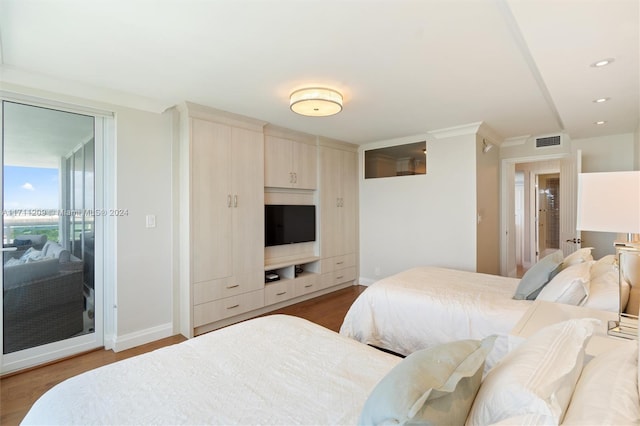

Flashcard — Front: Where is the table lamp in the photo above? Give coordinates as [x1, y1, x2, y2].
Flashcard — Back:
[576, 171, 640, 339]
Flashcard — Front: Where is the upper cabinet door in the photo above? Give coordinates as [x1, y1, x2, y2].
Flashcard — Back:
[264, 135, 317, 190]
[264, 135, 294, 188]
[292, 141, 317, 190]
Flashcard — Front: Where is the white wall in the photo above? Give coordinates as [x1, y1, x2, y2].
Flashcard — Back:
[113, 107, 174, 348]
[359, 132, 477, 285]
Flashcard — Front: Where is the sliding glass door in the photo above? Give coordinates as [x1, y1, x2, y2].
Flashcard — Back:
[1, 100, 104, 373]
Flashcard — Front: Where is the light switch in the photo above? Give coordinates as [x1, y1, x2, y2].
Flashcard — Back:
[146, 214, 156, 228]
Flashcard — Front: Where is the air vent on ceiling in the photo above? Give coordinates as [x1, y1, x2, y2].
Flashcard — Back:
[535, 135, 562, 148]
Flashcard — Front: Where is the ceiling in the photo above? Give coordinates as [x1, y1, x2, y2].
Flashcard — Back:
[0, 0, 638, 145]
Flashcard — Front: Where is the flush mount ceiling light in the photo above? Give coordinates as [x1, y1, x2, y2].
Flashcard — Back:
[595, 120, 608, 125]
[290, 88, 343, 117]
[593, 97, 611, 103]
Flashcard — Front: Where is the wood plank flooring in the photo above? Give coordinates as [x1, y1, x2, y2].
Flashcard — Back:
[0, 285, 366, 425]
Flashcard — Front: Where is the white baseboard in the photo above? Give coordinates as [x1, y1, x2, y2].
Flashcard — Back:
[112, 322, 174, 352]
[358, 277, 376, 286]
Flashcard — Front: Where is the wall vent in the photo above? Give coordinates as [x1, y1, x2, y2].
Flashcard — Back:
[535, 135, 562, 148]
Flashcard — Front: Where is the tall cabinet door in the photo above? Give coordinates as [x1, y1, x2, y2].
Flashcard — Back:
[320, 146, 358, 258]
[339, 150, 358, 256]
[191, 118, 233, 284]
[231, 127, 264, 289]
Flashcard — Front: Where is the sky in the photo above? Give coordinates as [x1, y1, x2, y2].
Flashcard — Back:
[3, 166, 59, 211]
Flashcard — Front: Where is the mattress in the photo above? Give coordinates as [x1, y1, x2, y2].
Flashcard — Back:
[340, 266, 532, 355]
[22, 315, 401, 425]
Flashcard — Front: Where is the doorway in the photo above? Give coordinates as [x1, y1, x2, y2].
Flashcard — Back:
[1, 99, 106, 373]
[502, 152, 581, 278]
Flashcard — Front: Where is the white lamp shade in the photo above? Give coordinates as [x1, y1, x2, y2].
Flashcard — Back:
[576, 171, 640, 233]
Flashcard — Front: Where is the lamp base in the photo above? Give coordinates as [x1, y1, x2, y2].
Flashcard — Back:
[608, 315, 638, 340]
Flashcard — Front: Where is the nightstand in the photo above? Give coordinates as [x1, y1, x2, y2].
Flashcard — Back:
[511, 300, 633, 358]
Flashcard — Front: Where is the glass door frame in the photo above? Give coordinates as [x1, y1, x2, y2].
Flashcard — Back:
[0, 93, 113, 374]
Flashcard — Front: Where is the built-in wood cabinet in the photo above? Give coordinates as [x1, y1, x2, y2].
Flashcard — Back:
[179, 102, 266, 337]
[178, 104, 358, 338]
[319, 142, 358, 286]
[264, 125, 317, 190]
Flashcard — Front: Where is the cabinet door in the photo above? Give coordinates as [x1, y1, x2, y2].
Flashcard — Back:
[231, 127, 265, 290]
[191, 118, 233, 283]
[293, 141, 317, 190]
[264, 135, 293, 188]
[340, 150, 358, 256]
[320, 146, 342, 258]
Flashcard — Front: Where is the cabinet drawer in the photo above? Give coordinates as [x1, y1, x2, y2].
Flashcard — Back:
[264, 280, 296, 305]
[193, 289, 264, 327]
[321, 253, 356, 273]
[193, 271, 264, 305]
[293, 274, 319, 298]
[322, 267, 356, 288]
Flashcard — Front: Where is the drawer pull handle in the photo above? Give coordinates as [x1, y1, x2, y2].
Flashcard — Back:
[276, 291, 287, 296]
[336, 276, 344, 280]
[336, 261, 344, 265]
[226, 284, 239, 289]
[226, 304, 239, 309]
[304, 284, 313, 288]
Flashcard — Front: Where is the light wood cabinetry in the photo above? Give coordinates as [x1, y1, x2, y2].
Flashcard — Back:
[264, 125, 317, 190]
[179, 102, 266, 337]
[319, 142, 358, 286]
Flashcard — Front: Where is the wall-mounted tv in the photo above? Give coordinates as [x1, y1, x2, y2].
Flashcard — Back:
[265, 204, 316, 247]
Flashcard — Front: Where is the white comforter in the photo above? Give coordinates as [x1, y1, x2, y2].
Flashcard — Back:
[340, 266, 531, 355]
[22, 315, 401, 425]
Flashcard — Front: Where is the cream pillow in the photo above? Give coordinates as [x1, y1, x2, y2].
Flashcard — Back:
[466, 318, 598, 425]
[563, 343, 640, 425]
[590, 254, 616, 278]
[536, 261, 592, 306]
[582, 268, 630, 312]
[562, 247, 594, 267]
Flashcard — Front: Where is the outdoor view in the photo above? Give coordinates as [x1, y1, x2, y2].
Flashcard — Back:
[3, 166, 61, 244]
[3, 100, 96, 356]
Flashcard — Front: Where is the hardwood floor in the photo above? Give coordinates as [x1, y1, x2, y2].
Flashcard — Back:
[0, 285, 366, 425]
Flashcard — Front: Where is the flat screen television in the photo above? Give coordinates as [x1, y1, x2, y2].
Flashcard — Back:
[265, 204, 316, 247]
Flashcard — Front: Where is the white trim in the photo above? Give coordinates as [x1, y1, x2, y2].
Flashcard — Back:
[0, 89, 114, 118]
[358, 277, 376, 286]
[111, 323, 174, 352]
[427, 122, 482, 140]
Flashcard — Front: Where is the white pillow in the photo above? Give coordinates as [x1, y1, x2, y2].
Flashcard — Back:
[563, 343, 640, 425]
[536, 261, 592, 306]
[466, 318, 598, 425]
[582, 268, 630, 312]
[591, 254, 616, 279]
[562, 247, 594, 267]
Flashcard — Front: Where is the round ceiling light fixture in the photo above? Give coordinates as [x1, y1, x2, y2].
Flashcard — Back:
[290, 87, 343, 117]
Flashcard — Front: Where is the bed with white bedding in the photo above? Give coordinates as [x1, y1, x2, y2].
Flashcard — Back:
[21, 315, 401, 425]
[340, 266, 531, 355]
[340, 251, 624, 357]
[22, 314, 640, 425]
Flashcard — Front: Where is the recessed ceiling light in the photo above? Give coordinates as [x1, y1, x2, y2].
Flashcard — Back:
[594, 121, 607, 125]
[592, 97, 610, 103]
[590, 58, 615, 68]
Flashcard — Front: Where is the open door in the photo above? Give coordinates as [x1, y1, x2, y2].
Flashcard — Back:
[559, 150, 582, 256]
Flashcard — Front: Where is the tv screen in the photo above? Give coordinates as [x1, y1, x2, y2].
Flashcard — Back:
[265, 204, 316, 247]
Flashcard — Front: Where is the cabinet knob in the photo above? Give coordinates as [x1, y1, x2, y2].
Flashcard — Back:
[233, 194, 238, 208]
[227, 195, 232, 208]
